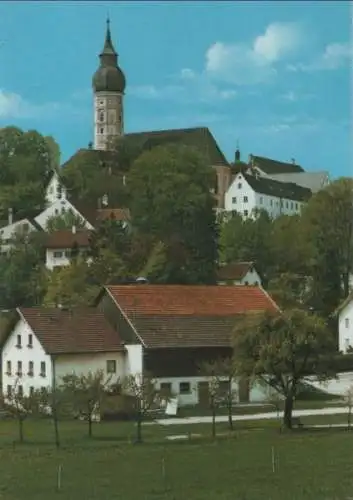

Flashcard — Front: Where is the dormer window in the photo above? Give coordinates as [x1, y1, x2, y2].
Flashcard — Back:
[99, 111, 105, 122]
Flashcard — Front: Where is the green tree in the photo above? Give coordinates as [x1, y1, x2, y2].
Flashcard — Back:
[0, 127, 60, 219]
[46, 212, 86, 232]
[0, 231, 47, 309]
[267, 272, 314, 310]
[220, 210, 273, 284]
[302, 178, 353, 315]
[232, 309, 335, 429]
[43, 260, 96, 307]
[129, 144, 218, 284]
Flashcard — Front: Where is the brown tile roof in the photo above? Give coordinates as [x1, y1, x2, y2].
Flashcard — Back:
[251, 155, 304, 174]
[96, 208, 131, 222]
[106, 284, 277, 317]
[45, 230, 92, 249]
[132, 314, 240, 348]
[18, 307, 124, 354]
[71, 204, 130, 227]
[218, 262, 255, 281]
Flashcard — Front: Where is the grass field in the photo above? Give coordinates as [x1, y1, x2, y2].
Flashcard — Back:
[1, 416, 353, 499]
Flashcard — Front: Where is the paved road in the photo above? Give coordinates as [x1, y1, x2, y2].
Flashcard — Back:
[153, 406, 349, 426]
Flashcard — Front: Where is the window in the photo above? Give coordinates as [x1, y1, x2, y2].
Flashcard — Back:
[237, 183, 242, 189]
[29, 386, 34, 397]
[345, 338, 350, 350]
[244, 210, 249, 217]
[290, 202, 294, 209]
[106, 360, 117, 374]
[53, 251, 63, 258]
[243, 196, 248, 203]
[259, 197, 263, 204]
[99, 111, 104, 122]
[23, 223, 29, 232]
[232, 196, 237, 204]
[286, 201, 289, 208]
[345, 318, 350, 329]
[17, 361, 22, 376]
[57, 185, 62, 199]
[6, 385, 12, 397]
[99, 100, 104, 106]
[100, 128, 104, 134]
[64, 250, 71, 258]
[28, 361, 34, 376]
[254, 281, 259, 286]
[6, 360, 11, 375]
[54, 208, 59, 215]
[28, 334, 33, 348]
[40, 362, 46, 377]
[295, 203, 298, 210]
[18, 385, 23, 397]
[16, 334, 22, 348]
[179, 382, 191, 394]
[270, 200, 273, 206]
[160, 382, 172, 394]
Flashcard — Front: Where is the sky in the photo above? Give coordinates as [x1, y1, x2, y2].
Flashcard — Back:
[0, 1, 351, 177]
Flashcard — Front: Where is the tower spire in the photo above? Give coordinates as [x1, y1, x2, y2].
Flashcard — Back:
[101, 16, 117, 57]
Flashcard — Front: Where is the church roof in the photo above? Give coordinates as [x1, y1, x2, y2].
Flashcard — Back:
[62, 127, 229, 169]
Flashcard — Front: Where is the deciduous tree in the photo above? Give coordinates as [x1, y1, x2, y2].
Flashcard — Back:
[46, 212, 86, 232]
[129, 144, 218, 284]
[232, 309, 335, 429]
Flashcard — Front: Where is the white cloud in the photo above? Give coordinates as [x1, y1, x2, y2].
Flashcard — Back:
[279, 90, 315, 102]
[287, 42, 352, 72]
[205, 22, 303, 85]
[129, 70, 237, 104]
[0, 89, 88, 121]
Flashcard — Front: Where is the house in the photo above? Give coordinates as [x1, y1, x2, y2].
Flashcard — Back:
[95, 284, 278, 406]
[72, 204, 131, 230]
[45, 228, 93, 270]
[224, 172, 312, 218]
[0, 209, 42, 254]
[336, 293, 353, 353]
[45, 171, 68, 206]
[1, 307, 130, 398]
[218, 262, 262, 287]
[34, 199, 94, 231]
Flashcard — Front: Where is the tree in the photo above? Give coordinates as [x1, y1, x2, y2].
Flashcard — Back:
[5, 379, 42, 443]
[219, 210, 273, 285]
[302, 178, 353, 315]
[232, 309, 335, 429]
[43, 260, 97, 307]
[345, 384, 353, 428]
[199, 357, 237, 432]
[46, 212, 86, 232]
[0, 231, 47, 309]
[129, 144, 218, 284]
[122, 373, 162, 443]
[267, 272, 314, 310]
[0, 127, 60, 218]
[61, 370, 112, 437]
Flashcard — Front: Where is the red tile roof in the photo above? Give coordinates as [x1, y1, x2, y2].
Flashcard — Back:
[45, 230, 92, 249]
[18, 307, 124, 355]
[96, 208, 130, 222]
[106, 285, 277, 317]
[218, 262, 255, 281]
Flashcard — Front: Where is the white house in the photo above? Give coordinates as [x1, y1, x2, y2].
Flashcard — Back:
[45, 227, 92, 270]
[217, 261, 262, 287]
[224, 172, 312, 219]
[1, 307, 141, 398]
[34, 199, 94, 231]
[0, 209, 41, 254]
[95, 284, 279, 406]
[336, 293, 353, 353]
[45, 171, 68, 206]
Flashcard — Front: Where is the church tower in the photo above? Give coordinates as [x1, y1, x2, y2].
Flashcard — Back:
[92, 18, 126, 150]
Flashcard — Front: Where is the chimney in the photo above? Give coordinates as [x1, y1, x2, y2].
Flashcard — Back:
[72, 225, 76, 234]
[8, 208, 13, 225]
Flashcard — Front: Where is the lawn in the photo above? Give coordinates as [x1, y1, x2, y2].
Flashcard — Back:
[1, 417, 353, 499]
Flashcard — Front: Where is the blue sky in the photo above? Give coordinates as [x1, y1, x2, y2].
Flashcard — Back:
[0, 1, 350, 177]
